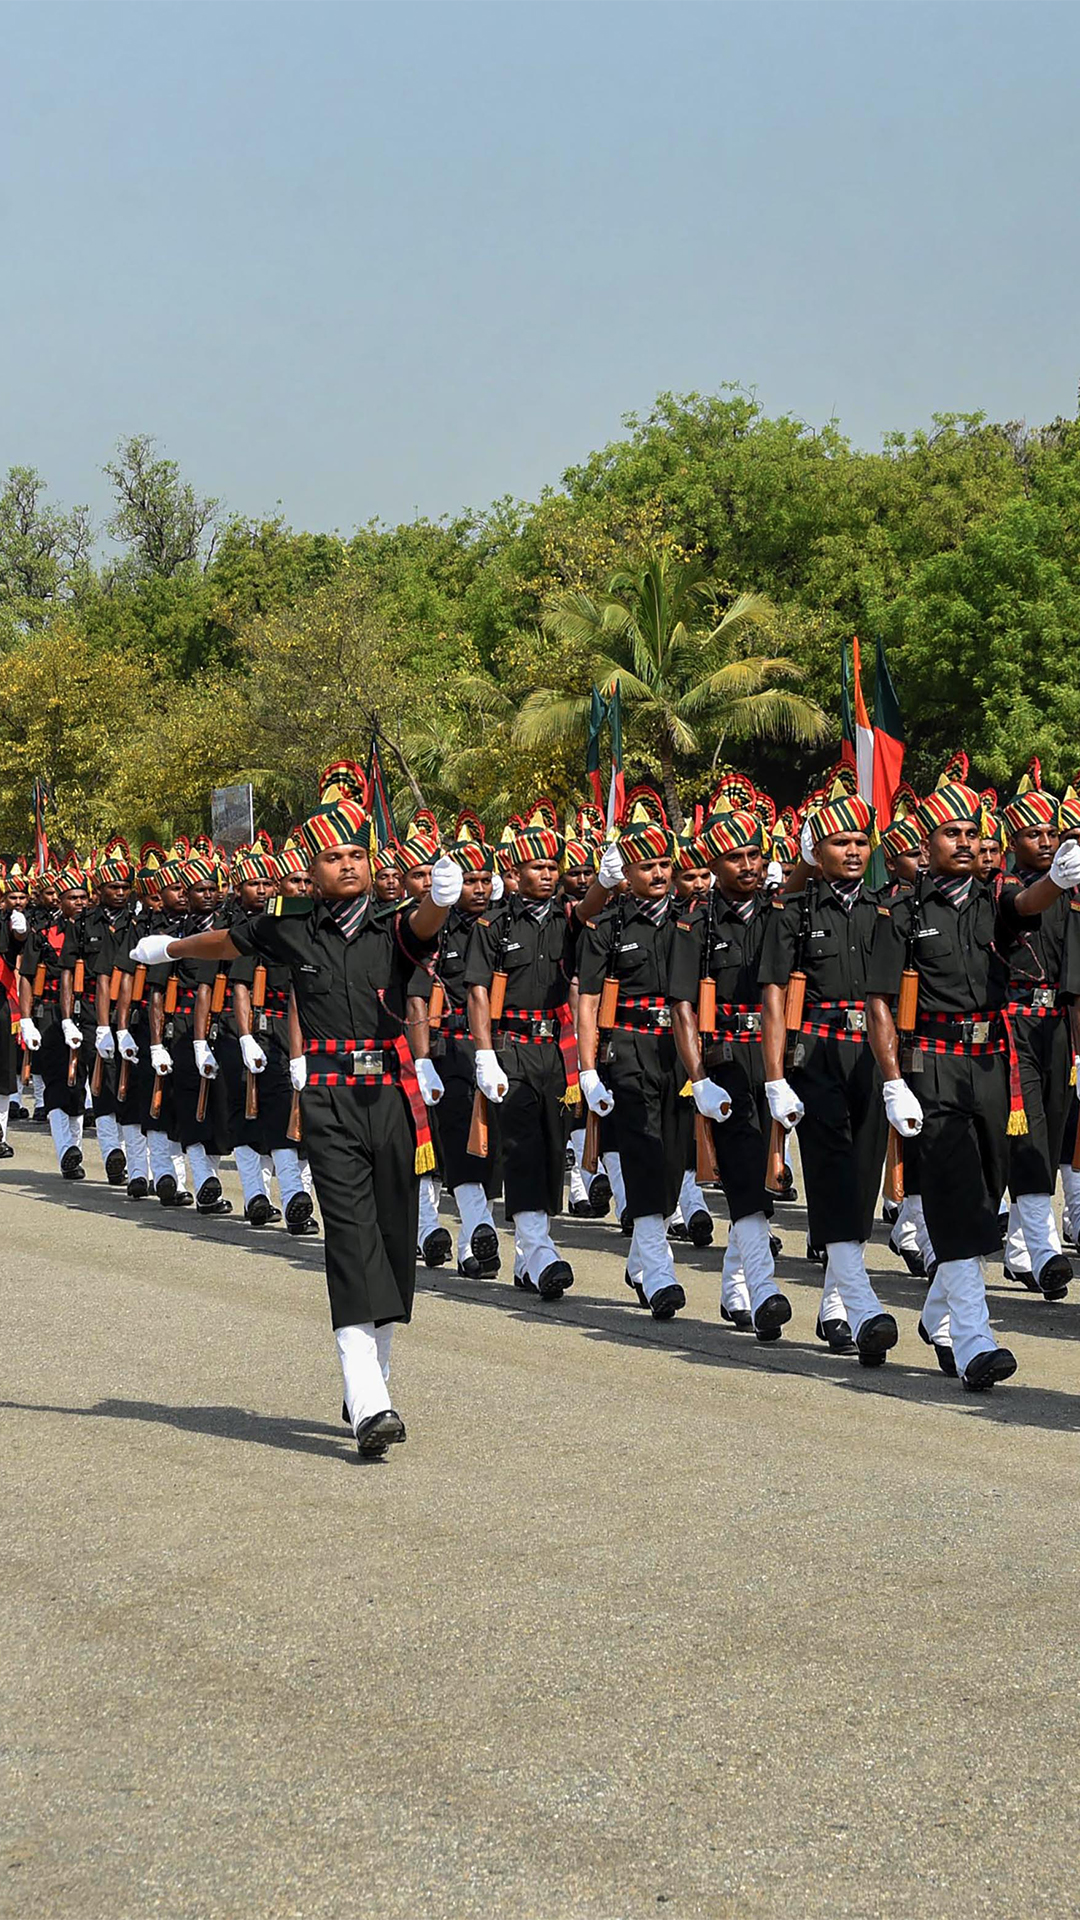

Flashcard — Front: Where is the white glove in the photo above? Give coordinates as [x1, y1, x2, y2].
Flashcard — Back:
[289, 1055, 307, 1092]
[415, 1057, 445, 1106]
[799, 819, 819, 867]
[95, 1025, 115, 1058]
[117, 1029, 140, 1062]
[240, 1034, 267, 1074]
[490, 872, 505, 902]
[1049, 839, 1080, 890]
[430, 854, 463, 907]
[150, 1043, 173, 1075]
[883, 1077, 923, 1136]
[598, 843, 625, 890]
[579, 1068, 614, 1116]
[62, 1018, 82, 1050]
[130, 934, 176, 966]
[194, 1039, 218, 1079]
[19, 1017, 41, 1051]
[765, 1077, 805, 1131]
[692, 1078, 732, 1122]
[475, 1047, 508, 1103]
[8, 908, 26, 936]
[765, 859, 784, 889]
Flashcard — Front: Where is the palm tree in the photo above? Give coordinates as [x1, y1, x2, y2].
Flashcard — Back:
[514, 545, 829, 828]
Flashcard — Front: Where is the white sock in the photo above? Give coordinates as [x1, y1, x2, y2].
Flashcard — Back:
[1005, 1200, 1032, 1275]
[187, 1142, 217, 1192]
[417, 1173, 442, 1246]
[95, 1111, 122, 1162]
[513, 1209, 560, 1286]
[603, 1151, 627, 1216]
[824, 1240, 885, 1338]
[679, 1168, 707, 1221]
[629, 1214, 678, 1301]
[1014, 1192, 1061, 1275]
[271, 1146, 307, 1208]
[49, 1109, 72, 1164]
[31, 1073, 44, 1107]
[337, 1322, 393, 1428]
[0, 1092, 9, 1142]
[732, 1212, 779, 1314]
[453, 1181, 496, 1264]
[720, 1233, 750, 1314]
[235, 1143, 271, 1207]
[123, 1125, 149, 1182]
[933, 1256, 996, 1376]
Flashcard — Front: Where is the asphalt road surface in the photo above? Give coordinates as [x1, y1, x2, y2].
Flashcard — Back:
[4, 1121, 1080, 1920]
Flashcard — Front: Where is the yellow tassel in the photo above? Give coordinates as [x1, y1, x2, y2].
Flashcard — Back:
[1071, 1063, 1077, 1087]
[414, 1141, 436, 1175]
[679, 1079, 693, 1099]
[1007, 1109, 1029, 1138]
[561, 1087, 582, 1110]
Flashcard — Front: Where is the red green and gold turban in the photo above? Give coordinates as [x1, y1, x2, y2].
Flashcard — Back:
[881, 817, 922, 859]
[233, 847, 277, 885]
[509, 825, 564, 866]
[562, 839, 595, 871]
[448, 839, 494, 874]
[914, 783, 982, 836]
[98, 854, 133, 885]
[808, 794, 876, 843]
[699, 810, 766, 860]
[675, 833, 711, 872]
[297, 797, 369, 861]
[274, 846, 311, 878]
[1002, 789, 1059, 835]
[617, 820, 675, 864]
[394, 832, 439, 874]
[181, 854, 217, 886]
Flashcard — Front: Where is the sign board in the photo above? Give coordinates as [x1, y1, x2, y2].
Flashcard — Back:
[211, 783, 254, 852]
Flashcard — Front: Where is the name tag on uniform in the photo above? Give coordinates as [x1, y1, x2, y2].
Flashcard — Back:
[504, 942, 522, 954]
[619, 942, 640, 953]
[916, 927, 941, 939]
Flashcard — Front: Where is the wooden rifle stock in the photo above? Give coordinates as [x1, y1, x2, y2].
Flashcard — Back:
[783, 971, 806, 1030]
[210, 968, 227, 1016]
[896, 969, 919, 1033]
[90, 1050, 104, 1097]
[196, 1068, 211, 1123]
[695, 1111, 720, 1186]
[287, 1089, 302, 1143]
[117, 1057, 130, 1102]
[582, 1106, 601, 1175]
[765, 1119, 787, 1196]
[246, 964, 267, 1120]
[133, 964, 147, 1001]
[597, 976, 619, 1028]
[109, 966, 122, 1002]
[696, 976, 716, 1036]
[151, 973, 178, 1117]
[32, 962, 46, 997]
[489, 970, 507, 1022]
[467, 1090, 489, 1159]
[428, 979, 445, 1026]
[884, 1126, 904, 1204]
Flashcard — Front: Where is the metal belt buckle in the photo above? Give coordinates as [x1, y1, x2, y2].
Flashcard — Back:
[656, 1006, 671, 1029]
[971, 1020, 990, 1045]
[1033, 987, 1055, 1011]
[536, 1017, 554, 1039]
[351, 1049, 383, 1076]
[846, 1009, 866, 1033]
[741, 1011, 761, 1034]
[256, 1012, 269, 1034]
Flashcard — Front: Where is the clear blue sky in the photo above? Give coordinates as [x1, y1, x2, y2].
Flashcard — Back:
[2, 0, 1078, 538]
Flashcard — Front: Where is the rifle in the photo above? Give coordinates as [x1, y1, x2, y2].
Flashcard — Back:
[116, 967, 145, 1103]
[150, 971, 178, 1120]
[884, 1128, 904, 1203]
[696, 889, 717, 1038]
[67, 959, 85, 1087]
[897, 871, 924, 1035]
[467, 917, 510, 1159]
[196, 967, 229, 1123]
[245, 964, 266, 1119]
[21, 959, 45, 1085]
[766, 880, 815, 1194]
[580, 894, 627, 1175]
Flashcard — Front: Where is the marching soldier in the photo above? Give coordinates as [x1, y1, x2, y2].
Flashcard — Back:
[865, 779, 1044, 1389]
[132, 783, 463, 1456]
[60, 844, 137, 1186]
[761, 793, 896, 1365]
[670, 809, 790, 1338]
[20, 860, 92, 1178]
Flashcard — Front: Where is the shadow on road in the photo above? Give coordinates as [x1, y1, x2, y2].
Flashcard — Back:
[0, 1395, 357, 1462]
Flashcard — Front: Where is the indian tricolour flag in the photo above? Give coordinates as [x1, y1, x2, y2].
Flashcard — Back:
[851, 636, 875, 803]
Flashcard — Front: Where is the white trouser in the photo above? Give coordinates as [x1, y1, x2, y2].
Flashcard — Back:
[921, 1256, 997, 1376]
[731, 1212, 778, 1314]
[453, 1181, 497, 1264]
[417, 1173, 441, 1246]
[49, 1109, 82, 1164]
[122, 1124, 149, 1182]
[1012, 1192, 1061, 1276]
[603, 1150, 627, 1217]
[94, 1111, 122, 1162]
[336, 1322, 393, 1428]
[0, 1092, 9, 1141]
[271, 1146, 309, 1207]
[31, 1072, 45, 1107]
[907, 1195, 936, 1273]
[148, 1133, 187, 1191]
[235, 1142, 271, 1207]
[187, 1143, 218, 1192]
[1061, 1164, 1080, 1240]
[84, 1080, 93, 1111]
[513, 1209, 560, 1286]
[568, 1127, 597, 1205]
[628, 1214, 677, 1301]
[679, 1167, 707, 1223]
[891, 1195, 922, 1257]
[823, 1241, 885, 1339]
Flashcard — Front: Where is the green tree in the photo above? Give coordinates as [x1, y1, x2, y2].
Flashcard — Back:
[0, 467, 93, 636]
[516, 545, 828, 827]
[105, 434, 220, 579]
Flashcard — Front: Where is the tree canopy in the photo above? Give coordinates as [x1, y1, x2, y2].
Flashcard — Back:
[1, 395, 1078, 853]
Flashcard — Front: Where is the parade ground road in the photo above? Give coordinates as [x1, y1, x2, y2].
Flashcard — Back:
[4, 1127, 1080, 1920]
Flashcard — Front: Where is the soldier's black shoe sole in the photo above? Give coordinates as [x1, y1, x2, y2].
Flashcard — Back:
[754, 1292, 792, 1342]
[649, 1283, 686, 1320]
[421, 1228, 453, 1268]
[962, 1348, 1017, 1393]
[60, 1147, 84, 1181]
[537, 1260, 574, 1300]
[686, 1209, 713, 1248]
[105, 1150, 127, 1186]
[1037, 1254, 1072, 1300]
[856, 1313, 899, 1367]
